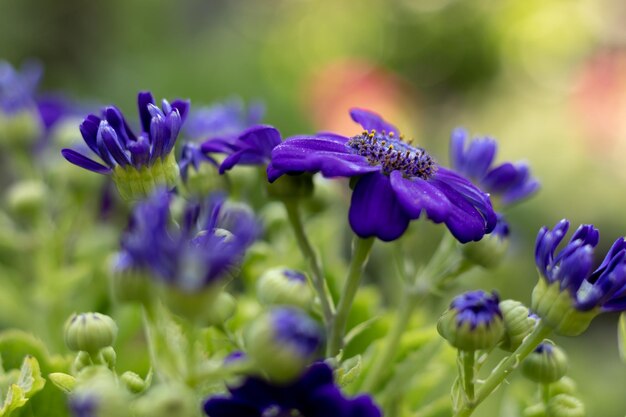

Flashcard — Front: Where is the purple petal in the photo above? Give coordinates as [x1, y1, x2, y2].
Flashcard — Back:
[137, 91, 155, 133]
[349, 108, 399, 135]
[389, 171, 450, 222]
[349, 172, 410, 241]
[238, 125, 282, 157]
[463, 137, 497, 179]
[61, 149, 112, 174]
[449, 128, 468, 172]
[201, 138, 238, 153]
[99, 122, 130, 166]
[269, 136, 378, 181]
[79, 114, 102, 155]
[203, 397, 261, 417]
[164, 109, 182, 155]
[171, 99, 190, 123]
[219, 150, 266, 173]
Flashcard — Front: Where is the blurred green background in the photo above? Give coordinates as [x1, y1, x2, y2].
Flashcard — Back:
[2, 0, 626, 415]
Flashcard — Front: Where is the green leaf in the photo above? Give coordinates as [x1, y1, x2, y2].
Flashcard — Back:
[0, 384, 27, 416]
[336, 355, 362, 387]
[0, 356, 46, 416]
[618, 312, 626, 364]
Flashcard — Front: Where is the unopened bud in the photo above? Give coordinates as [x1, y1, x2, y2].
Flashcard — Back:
[522, 341, 568, 384]
[257, 268, 314, 309]
[546, 394, 585, 417]
[499, 299, 536, 352]
[64, 312, 118, 355]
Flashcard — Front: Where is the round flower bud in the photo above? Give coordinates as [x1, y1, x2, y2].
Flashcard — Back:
[204, 291, 237, 326]
[267, 173, 314, 200]
[461, 217, 509, 269]
[121, 371, 147, 393]
[0, 109, 43, 149]
[549, 376, 578, 397]
[438, 290, 505, 351]
[546, 394, 585, 417]
[64, 313, 118, 355]
[523, 403, 547, 417]
[6, 180, 47, 219]
[181, 159, 226, 198]
[257, 267, 314, 309]
[531, 279, 599, 336]
[245, 307, 323, 382]
[522, 341, 568, 383]
[499, 299, 537, 352]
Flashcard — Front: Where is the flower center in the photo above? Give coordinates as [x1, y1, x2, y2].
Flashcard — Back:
[347, 130, 437, 179]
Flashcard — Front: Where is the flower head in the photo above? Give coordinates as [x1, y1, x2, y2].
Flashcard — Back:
[203, 362, 381, 417]
[185, 98, 264, 141]
[201, 125, 282, 173]
[438, 290, 504, 351]
[450, 128, 539, 206]
[61, 92, 190, 200]
[0, 60, 42, 114]
[117, 189, 258, 292]
[532, 219, 626, 335]
[268, 109, 496, 242]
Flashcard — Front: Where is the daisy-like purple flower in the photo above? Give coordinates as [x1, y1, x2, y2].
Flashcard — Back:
[118, 189, 258, 291]
[534, 220, 626, 313]
[201, 125, 281, 174]
[0, 60, 42, 114]
[203, 362, 381, 417]
[62, 91, 189, 175]
[450, 128, 539, 206]
[268, 109, 496, 242]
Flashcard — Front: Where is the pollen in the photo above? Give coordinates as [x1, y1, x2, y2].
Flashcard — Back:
[347, 130, 437, 179]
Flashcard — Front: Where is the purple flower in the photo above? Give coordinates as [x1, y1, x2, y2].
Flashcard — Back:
[0, 60, 42, 114]
[450, 290, 502, 329]
[118, 189, 259, 291]
[201, 125, 282, 174]
[203, 362, 381, 417]
[268, 109, 496, 242]
[450, 128, 539, 206]
[185, 98, 264, 141]
[179, 142, 218, 182]
[534, 220, 626, 312]
[61, 91, 189, 175]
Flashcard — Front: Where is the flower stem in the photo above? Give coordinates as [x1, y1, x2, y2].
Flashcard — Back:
[327, 236, 375, 357]
[454, 323, 552, 417]
[283, 201, 335, 325]
[461, 351, 476, 402]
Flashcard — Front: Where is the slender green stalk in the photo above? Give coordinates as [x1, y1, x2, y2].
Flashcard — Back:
[283, 201, 335, 325]
[327, 236, 375, 357]
[454, 323, 552, 417]
[361, 290, 418, 391]
[461, 351, 476, 402]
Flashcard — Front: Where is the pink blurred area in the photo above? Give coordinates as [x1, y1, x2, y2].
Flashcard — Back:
[303, 59, 420, 135]
[571, 48, 626, 153]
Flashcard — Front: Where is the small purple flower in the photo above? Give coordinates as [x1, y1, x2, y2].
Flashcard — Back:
[118, 189, 259, 291]
[61, 91, 189, 175]
[68, 394, 97, 417]
[0, 60, 42, 114]
[268, 109, 496, 243]
[449, 290, 503, 329]
[201, 125, 282, 174]
[534, 219, 626, 312]
[203, 362, 381, 417]
[450, 128, 539, 206]
[185, 98, 264, 141]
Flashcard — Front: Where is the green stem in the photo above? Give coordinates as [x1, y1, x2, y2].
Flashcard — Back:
[283, 201, 335, 325]
[462, 351, 476, 402]
[327, 236, 375, 357]
[361, 289, 418, 392]
[541, 384, 551, 405]
[454, 323, 552, 417]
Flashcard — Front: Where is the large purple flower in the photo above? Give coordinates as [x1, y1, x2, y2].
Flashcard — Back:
[117, 189, 259, 291]
[203, 362, 381, 417]
[450, 128, 539, 206]
[268, 109, 496, 242]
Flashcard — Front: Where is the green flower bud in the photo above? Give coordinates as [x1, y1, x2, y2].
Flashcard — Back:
[121, 371, 147, 394]
[499, 299, 536, 352]
[181, 161, 226, 198]
[524, 403, 547, 417]
[6, 180, 47, 219]
[133, 383, 197, 417]
[546, 394, 585, 417]
[257, 267, 314, 309]
[159, 284, 221, 323]
[112, 153, 179, 201]
[522, 341, 568, 384]
[461, 219, 509, 269]
[64, 313, 118, 355]
[204, 291, 237, 326]
[99, 346, 116, 369]
[531, 279, 599, 336]
[437, 290, 504, 351]
[245, 307, 323, 382]
[0, 109, 43, 149]
[549, 376, 578, 397]
[267, 174, 314, 201]
[49, 372, 77, 393]
[73, 351, 92, 373]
